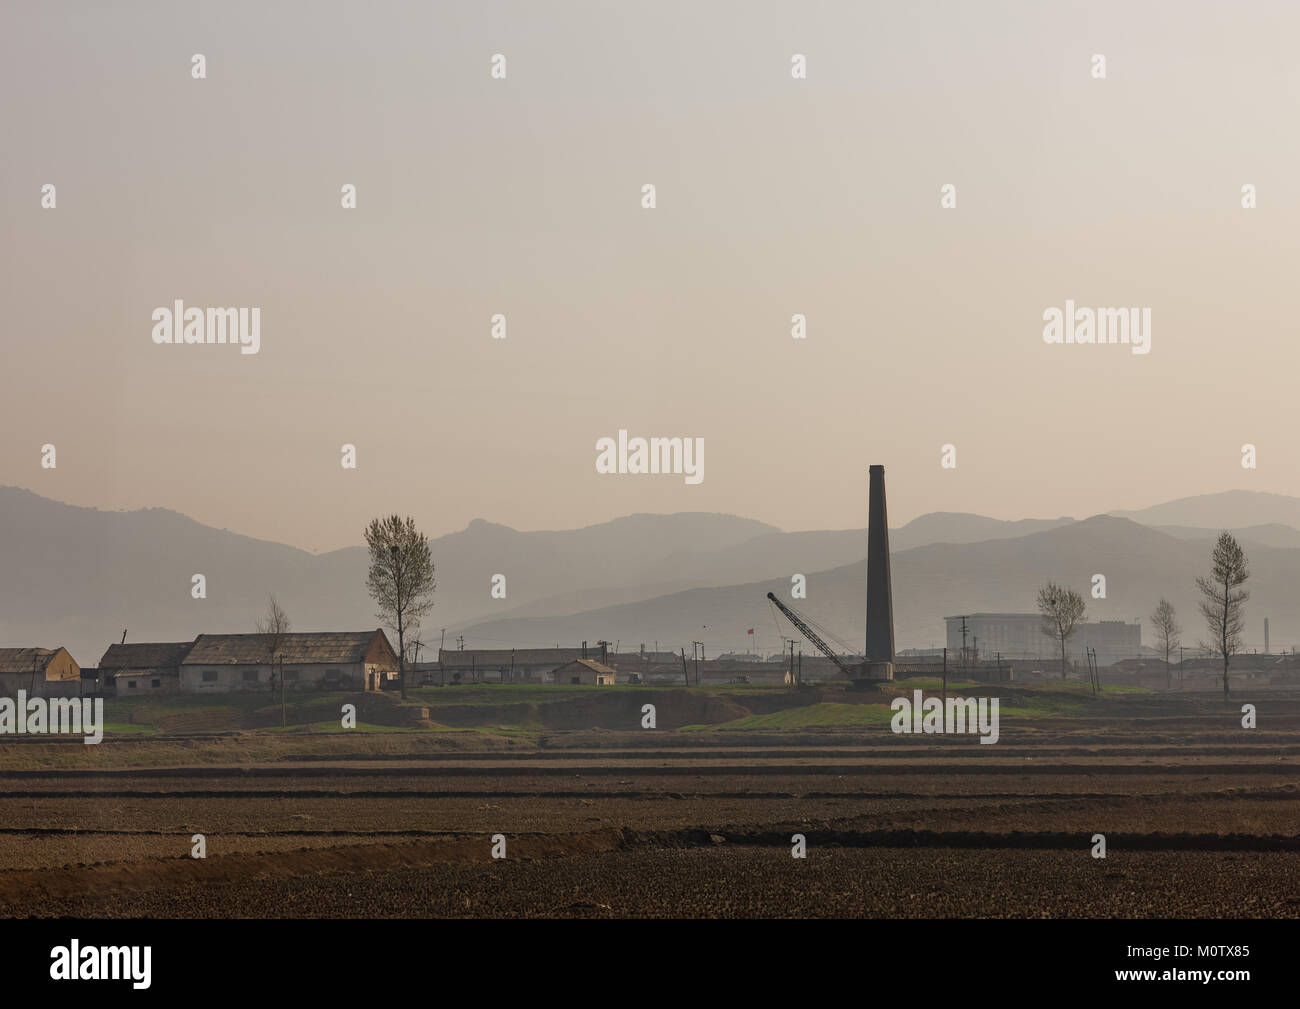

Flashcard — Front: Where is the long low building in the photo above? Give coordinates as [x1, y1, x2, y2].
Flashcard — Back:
[181, 630, 399, 692]
[434, 647, 610, 684]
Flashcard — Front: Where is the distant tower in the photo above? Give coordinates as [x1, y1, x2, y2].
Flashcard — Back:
[863, 465, 895, 680]
[1264, 618, 1270, 655]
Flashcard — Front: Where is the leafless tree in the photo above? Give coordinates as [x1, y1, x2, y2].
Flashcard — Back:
[365, 515, 436, 699]
[1037, 582, 1086, 681]
[1197, 532, 1250, 702]
[255, 593, 291, 701]
[1150, 598, 1181, 689]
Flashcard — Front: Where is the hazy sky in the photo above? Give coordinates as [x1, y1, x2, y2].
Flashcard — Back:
[4, 1, 1300, 552]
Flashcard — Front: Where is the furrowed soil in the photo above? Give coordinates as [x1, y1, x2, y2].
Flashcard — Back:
[1, 682, 1297, 918]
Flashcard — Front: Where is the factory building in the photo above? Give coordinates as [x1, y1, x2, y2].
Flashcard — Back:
[944, 613, 1141, 666]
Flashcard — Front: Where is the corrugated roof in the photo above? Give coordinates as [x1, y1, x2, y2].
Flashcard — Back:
[183, 631, 388, 666]
[0, 648, 59, 674]
[99, 641, 195, 671]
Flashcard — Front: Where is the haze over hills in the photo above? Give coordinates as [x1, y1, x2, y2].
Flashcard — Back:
[462, 515, 1299, 658]
[1112, 490, 1300, 532]
[1150, 523, 1300, 551]
[3, 485, 1298, 664]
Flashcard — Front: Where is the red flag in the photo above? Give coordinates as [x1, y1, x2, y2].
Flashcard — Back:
[747, 628, 754, 634]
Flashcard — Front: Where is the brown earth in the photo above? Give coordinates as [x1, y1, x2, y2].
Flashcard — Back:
[1, 687, 1297, 917]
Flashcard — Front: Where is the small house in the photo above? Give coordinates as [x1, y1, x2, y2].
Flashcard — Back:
[98, 640, 195, 696]
[551, 659, 617, 685]
[0, 647, 82, 698]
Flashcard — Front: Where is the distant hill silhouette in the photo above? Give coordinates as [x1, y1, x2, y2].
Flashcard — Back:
[4, 486, 1297, 664]
[1113, 490, 1300, 531]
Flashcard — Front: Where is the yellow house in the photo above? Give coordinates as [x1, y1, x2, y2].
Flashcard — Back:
[0, 647, 81, 698]
[551, 659, 617, 685]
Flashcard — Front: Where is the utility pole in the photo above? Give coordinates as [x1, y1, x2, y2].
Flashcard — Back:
[788, 639, 795, 686]
[691, 642, 702, 686]
[1179, 645, 1184, 688]
[960, 616, 969, 667]
[680, 647, 689, 686]
[457, 635, 464, 651]
[279, 653, 286, 728]
[797, 647, 802, 687]
[942, 647, 947, 703]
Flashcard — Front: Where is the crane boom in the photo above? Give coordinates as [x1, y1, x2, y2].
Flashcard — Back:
[765, 592, 859, 676]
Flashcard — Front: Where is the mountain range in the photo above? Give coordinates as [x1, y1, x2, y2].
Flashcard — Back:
[2, 485, 1296, 664]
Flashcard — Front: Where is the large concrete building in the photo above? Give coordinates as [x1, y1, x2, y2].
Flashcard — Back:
[944, 613, 1141, 666]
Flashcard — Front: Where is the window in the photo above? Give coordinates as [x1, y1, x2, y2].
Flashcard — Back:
[202, 670, 218, 682]
[151, 678, 161, 688]
[242, 670, 258, 682]
[126, 680, 137, 689]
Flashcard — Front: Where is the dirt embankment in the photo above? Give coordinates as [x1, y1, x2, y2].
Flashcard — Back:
[431, 690, 752, 731]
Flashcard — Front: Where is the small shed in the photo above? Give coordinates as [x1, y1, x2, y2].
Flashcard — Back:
[551, 659, 617, 685]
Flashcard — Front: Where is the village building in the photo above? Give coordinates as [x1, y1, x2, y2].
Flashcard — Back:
[550, 659, 617, 685]
[97, 641, 195, 696]
[434, 646, 609, 684]
[179, 630, 398, 692]
[0, 647, 82, 698]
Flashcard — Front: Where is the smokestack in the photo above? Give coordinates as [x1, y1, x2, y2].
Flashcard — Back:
[864, 465, 895, 679]
[1264, 618, 1270, 654]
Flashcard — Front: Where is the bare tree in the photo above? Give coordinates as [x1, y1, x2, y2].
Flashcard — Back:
[364, 515, 436, 699]
[1197, 531, 1249, 702]
[255, 594, 291, 718]
[1150, 598, 1181, 689]
[1037, 582, 1086, 680]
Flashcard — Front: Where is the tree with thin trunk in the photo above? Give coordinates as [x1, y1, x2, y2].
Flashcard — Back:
[364, 515, 436, 699]
[255, 594, 291, 696]
[1150, 598, 1181, 690]
[1037, 582, 1086, 680]
[1196, 531, 1249, 703]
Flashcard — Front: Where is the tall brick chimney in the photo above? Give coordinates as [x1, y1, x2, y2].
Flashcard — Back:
[864, 464, 895, 680]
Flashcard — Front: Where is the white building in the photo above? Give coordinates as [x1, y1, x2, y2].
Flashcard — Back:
[179, 630, 399, 693]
